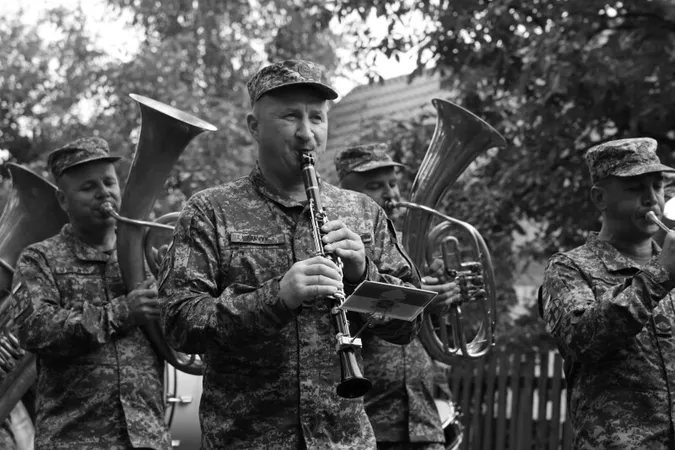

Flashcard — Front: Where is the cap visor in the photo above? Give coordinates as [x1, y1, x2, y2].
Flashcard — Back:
[62, 156, 121, 173]
[264, 82, 338, 101]
[353, 161, 407, 173]
[614, 163, 675, 178]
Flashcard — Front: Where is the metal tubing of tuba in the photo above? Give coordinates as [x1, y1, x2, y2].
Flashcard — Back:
[101, 203, 174, 231]
[300, 152, 372, 398]
[387, 199, 496, 359]
[397, 98, 507, 362]
[110, 94, 217, 376]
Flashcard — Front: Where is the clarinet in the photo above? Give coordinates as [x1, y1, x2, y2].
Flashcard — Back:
[300, 152, 372, 399]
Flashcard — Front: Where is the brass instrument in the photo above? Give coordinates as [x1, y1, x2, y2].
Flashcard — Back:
[103, 93, 217, 376]
[389, 98, 506, 361]
[0, 163, 69, 425]
[301, 152, 372, 398]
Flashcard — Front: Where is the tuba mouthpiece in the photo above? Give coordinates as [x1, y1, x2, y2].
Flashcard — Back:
[100, 202, 116, 217]
[646, 211, 671, 233]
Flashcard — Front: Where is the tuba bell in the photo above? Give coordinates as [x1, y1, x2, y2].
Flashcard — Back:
[105, 94, 217, 376]
[387, 99, 506, 361]
[0, 163, 69, 425]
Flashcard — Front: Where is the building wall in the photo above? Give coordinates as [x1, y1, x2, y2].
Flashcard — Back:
[319, 70, 452, 183]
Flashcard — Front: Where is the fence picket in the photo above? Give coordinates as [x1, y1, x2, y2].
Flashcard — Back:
[480, 353, 498, 450]
[517, 353, 535, 449]
[447, 348, 571, 450]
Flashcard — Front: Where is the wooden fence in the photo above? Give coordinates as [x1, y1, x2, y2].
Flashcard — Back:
[446, 349, 572, 450]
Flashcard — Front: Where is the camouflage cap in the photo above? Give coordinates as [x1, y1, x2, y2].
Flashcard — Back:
[585, 137, 675, 184]
[47, 137, 120, 179]
[246, 59, 338, 105]
[334, 143, 406, 181]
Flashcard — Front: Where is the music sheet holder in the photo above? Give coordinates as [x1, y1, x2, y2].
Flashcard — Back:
[341, 280, 438, 322]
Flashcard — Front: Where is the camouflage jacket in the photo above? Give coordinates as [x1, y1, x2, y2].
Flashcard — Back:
[12, 224, 171, 450]
[541, 233, 675, 450]
[158, 165, 423, 450]
[362, 334, 446, 444]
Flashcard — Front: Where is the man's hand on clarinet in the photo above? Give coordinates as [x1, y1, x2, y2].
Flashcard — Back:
[321, 219, 366, 283]
[280, 256, 344, 310]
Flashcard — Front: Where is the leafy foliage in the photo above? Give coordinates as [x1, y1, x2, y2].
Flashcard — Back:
[335, 0, 675, 257]
[0, 7, 111, 168]
[0, 0, 343, 217]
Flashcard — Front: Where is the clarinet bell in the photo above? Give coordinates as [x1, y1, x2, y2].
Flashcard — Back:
[336, 351, 372, 399]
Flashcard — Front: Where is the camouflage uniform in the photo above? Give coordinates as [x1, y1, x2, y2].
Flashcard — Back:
[158, 165, 423, 450]
[335, 144, 446, 450]
[361, 338, 446, 450]
[541, 137, 675, 450]
[11, 134, 170, 450]
[12, 224, 171, 450]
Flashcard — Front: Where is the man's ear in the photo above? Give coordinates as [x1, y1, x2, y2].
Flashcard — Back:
[246, 113, 259, 142]
[590, 184, 607, 212]
[55, 189, 69, 215]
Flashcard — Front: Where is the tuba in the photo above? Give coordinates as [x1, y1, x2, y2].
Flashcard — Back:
[387, 99, 506, 361]
[104, 94, 216, 376]
[0, 163, 69, 425]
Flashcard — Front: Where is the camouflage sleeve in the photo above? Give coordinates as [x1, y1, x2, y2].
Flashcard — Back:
[158, 196, 297, 355]
[13, 248, 133, 357]
[348, 210, 423, 345]
[542, 253, 675, 363]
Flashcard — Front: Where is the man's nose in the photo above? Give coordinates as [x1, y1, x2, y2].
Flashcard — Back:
[384, 185, 400, 201]
[644, 187, 659, 205]
[295, 118, 313, 142]
[94, 183, 111, 198]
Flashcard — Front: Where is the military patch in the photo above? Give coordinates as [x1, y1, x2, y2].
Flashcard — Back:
[537, 285, 546, 319]
[9, 283, 33, 327]
[542, 286, 562, 331]
[157, 241, 174, 290]
[230, 233, 285, 245]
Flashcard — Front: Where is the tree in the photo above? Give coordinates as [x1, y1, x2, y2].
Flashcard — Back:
[0, 7, 112, 170]
[336, 0, 675, 255]
[0, 0, 345, 216]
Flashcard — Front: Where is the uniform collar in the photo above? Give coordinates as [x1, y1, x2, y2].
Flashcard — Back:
[585, 232, 660, 272]
[62, 223, 116, 262]
[249, 163, 321, 209]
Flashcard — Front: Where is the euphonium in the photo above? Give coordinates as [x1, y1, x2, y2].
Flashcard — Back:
[103, 94, 217, 376]
[387, 98, 507, 361]
[0, 163, 69, 425]
[300, 152, 372, 398]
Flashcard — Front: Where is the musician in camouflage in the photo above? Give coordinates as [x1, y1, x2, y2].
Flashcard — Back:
[158, 59, 423, 450]
[336, 143, 459, 450]
[11, 137, 171, 450]
[540, 137, 675, 449]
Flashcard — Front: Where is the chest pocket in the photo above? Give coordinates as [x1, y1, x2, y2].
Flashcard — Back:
[52, 264, 106, 308]
[228, 232, 289, 286]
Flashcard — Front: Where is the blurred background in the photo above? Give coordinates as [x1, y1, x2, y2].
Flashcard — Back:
[4, 0, 675, 354]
